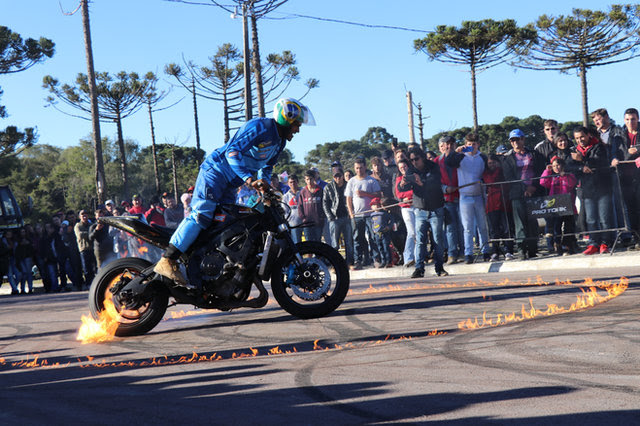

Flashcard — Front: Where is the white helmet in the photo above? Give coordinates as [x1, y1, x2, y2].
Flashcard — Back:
[273, 98, 316, 127]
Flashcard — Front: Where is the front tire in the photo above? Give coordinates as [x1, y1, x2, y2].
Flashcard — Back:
[89, 257, 169, 337]
[271, 241, 349, 319]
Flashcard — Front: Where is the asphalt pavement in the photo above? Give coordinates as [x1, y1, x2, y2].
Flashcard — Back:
[0, 251, 638, 424]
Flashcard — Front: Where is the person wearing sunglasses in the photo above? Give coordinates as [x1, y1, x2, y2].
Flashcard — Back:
[397, 147, 448, 278]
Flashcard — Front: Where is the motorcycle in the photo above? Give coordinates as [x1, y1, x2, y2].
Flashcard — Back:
[88, 187, 350, 336]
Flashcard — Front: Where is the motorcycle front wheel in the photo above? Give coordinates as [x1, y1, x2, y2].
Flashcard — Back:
[271, 241, 350, 319]
[89, 257, 168, 337]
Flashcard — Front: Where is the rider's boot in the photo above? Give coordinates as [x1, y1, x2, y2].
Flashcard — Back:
[154, 245, 193, 289]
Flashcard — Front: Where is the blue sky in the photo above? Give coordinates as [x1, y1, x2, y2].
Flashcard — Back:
[2, 1, 636, 166]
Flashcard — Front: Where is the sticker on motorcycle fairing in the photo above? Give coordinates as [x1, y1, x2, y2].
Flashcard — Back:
[214, 214, 226, 222]
[227, 151, 239, 157]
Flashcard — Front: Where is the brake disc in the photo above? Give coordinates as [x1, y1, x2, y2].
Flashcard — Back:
[289, 257, 331, 301]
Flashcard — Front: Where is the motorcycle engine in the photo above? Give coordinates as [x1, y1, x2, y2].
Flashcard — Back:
[200, 251, 227, 282]
[198, 251, 247, 301]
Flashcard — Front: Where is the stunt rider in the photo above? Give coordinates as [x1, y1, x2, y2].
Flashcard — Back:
[154, 98, 315, 287]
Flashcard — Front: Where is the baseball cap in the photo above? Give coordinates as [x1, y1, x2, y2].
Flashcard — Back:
[105, 199, 115, 206]
[332, 166, 344, 177]
[496, 144, 509, 155]
[370, 197, 381, 206]
[187, 186, 194, 193]
[61, 220, 69, 227]
[509, 129, 525, 139]
[439, 135, 456, 145]
[132, 194, 141, 200]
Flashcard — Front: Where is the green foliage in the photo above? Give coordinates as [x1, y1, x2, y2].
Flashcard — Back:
[0, 26, 55, 75]
[0, 26, 54, 157]
[519, 5, 640, 72]
[43, 71, 154, 121]
[415, 19, 536, 71]
[0, 138, 202, 223]
[0, 125, 37, 158]
[425, 115, 582, 154]
[305, 127, 396, 179]
[515, 5, 640, 123]
[415, 19, 536, 129]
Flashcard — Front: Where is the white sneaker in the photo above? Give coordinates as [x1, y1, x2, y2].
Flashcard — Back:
[490, 253, 499, 262]
[504, 253, 514, 261]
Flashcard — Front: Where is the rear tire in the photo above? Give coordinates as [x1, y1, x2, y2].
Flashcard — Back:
[271, 241, 349, 319]
[89, 257, 168, 337]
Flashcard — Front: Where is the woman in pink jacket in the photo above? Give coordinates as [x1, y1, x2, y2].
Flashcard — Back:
[540, 157, 578, 255]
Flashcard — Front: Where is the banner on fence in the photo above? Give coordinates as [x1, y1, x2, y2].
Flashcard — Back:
[526, 193, 574, 219]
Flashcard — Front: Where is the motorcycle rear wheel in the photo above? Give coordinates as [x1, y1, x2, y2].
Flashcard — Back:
[89, 257, 168, 337]
[271, 241, 349, 319]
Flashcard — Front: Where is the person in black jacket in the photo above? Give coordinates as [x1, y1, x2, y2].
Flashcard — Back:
[611, 108, 640, 246]
[572, 126, 614, 254]
[502, 129, 546, 259]
[534, 119, 559, 163]
[323, 164, 354, 265]
[397, 147, 448, 278]
[89, 208, 115, 268]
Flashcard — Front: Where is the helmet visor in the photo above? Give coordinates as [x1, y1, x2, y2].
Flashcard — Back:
[300, 105, 316, 126]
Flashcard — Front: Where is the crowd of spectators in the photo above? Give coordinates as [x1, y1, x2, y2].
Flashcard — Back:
[0, 188, 192, 295]
[237, 106, 640, 279]
[3, 106, 638, 292]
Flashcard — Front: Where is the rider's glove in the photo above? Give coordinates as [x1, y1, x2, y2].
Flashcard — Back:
[251, 178, 270, 192]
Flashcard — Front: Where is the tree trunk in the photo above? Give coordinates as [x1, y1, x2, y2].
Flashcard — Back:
[250, 9, 265, 118]
[115, 112, 129, 199]
[223, 89, 230, 142]
[579, 64, 589, 126]
[470, 63, 478, 132]
[242, 2, 253, 120]
[191, 78, 201, 152]
[80, 0, 106, 203]
[148, 103, 160, 193]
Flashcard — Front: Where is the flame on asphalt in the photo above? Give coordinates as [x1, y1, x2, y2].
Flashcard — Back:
[457, 277, 629, 330]
[1, 276, 628, 370]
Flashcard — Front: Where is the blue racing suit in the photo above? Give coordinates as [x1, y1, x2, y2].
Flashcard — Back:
[169, 118, 286, 253]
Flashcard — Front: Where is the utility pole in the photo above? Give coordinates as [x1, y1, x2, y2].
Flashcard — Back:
[80, 0, 106, 203]
[416, 103, 425, 150]
[147, 103, 160, 193]
[242, 2, 253, 120]
[406, 91, 416, 144]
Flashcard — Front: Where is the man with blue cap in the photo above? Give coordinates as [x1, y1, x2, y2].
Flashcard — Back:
[501, 129, 545, 260]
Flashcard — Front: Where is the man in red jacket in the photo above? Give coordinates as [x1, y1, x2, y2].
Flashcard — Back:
[144, 196, 166, 227]
[128, 194, 145, 215]
[298, 169, 325, 242]
[435, 135, 464, 264]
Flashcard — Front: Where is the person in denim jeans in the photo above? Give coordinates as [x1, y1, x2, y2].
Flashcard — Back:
[397, 147, 448, 278]
[323, 164, 354, 265]
[435, 135, 464, 264]
[282, 175, 303, 244]
[395, 158, 416, 267]
[346, 158, 381, 270]
[572, 126, 613, 254]
[445, 132, 491, 264]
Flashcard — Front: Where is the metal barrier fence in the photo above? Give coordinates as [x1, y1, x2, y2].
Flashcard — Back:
[478, 164, 637, 255]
